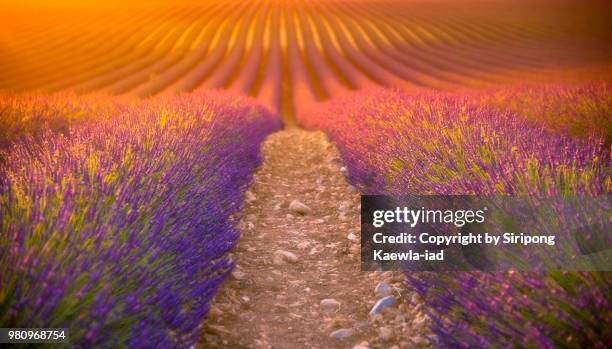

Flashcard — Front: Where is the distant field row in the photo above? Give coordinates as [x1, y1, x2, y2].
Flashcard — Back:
[1, 0, 611, 119]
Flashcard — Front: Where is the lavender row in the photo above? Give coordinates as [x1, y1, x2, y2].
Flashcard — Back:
[301, 84, 611, 348]
[0, 91, 281, 347]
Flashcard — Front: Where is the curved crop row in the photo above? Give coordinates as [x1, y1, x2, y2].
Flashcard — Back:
[300, 84, 611, 348]
[2, 0, 611, 117]
[0, 91, 281, 347]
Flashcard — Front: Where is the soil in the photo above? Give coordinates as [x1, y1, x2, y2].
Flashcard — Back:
[199, 129, 431, 349]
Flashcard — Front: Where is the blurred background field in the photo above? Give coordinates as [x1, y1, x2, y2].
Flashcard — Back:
[2, 0, 612, 123]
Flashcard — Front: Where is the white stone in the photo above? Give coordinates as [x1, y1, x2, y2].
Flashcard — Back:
[289, 200, 312, 215]
[232, 271, 246, 280]
[374, 282, 393, 298]
[369, 296, 396, 316]
[274, 250, 298, 264]
[330, 328, 353, 339]
[347, 233, 359, 243]
[244, 190, 256, 203]
[320, 298, 340, 311]
[283, 251, 298, 263]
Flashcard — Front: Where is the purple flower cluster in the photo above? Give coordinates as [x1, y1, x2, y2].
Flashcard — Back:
[0, 91, 281, 347]
[301, 84, 611, 348]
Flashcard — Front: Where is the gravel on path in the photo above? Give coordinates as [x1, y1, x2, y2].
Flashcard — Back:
[200, 130, 431, 349]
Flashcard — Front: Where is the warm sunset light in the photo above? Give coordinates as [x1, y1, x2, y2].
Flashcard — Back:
[1, 1, 610, 348]
[2, 0, 612, 121]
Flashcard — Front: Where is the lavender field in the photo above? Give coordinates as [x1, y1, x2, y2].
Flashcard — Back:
[1, 0, 611, 348]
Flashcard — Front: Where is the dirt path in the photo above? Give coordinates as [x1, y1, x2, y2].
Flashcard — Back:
[200, 130, 431, 349]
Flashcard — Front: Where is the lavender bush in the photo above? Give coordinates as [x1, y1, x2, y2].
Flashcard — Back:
[0, 91, 281, 347]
